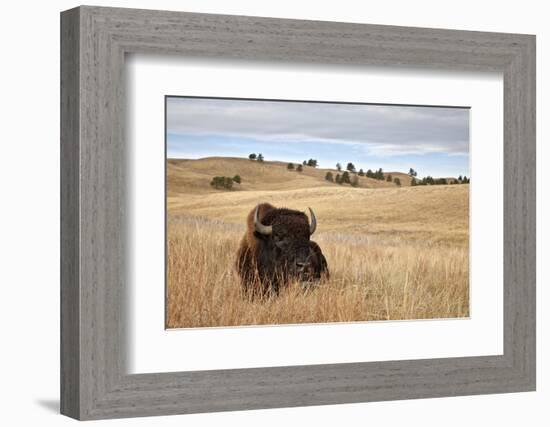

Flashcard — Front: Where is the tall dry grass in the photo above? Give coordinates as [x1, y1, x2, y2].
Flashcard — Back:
[166, 214, 469, 328]
[166, 159, 470, 328]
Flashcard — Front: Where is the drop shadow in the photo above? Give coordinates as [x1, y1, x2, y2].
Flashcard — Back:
[35, 399, 59, 413]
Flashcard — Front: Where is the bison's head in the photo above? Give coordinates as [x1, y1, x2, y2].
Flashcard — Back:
[253, 206, 317, 281]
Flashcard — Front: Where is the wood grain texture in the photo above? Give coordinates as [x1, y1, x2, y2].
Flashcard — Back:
[60, 5, 536, 420]
[60, 7, 80, 419]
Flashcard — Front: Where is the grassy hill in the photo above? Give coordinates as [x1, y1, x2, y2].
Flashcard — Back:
[166, 156, 470, 328]
[167, 157, 413, 196]
[167, 157, 468, 246]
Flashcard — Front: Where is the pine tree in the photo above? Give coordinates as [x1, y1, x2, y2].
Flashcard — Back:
[393, 177, 401, 186]
[257, 153, 264, 162]
[346, 162, 356, 173]
[386, 174, 392, 182]
[336, 162, 342, 172]
[325, 171, 334, 182]
[297, 164, 303, 172]
[342, 171, 351, 184]
[358, 169, 364, 176]
[248, 153, 257, 160]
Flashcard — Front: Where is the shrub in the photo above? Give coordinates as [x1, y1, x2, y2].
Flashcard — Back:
[297, 164, 303, 172]
[248, 153, 257, 160]
[335, 173, 342, 184]
[210, 176, 222, 188]
[287, 163, 295, 170]
[325, 171, 334, 182]
[307, 159, 318, 167]
[386, 174, 393, 182]
[351, 175, 359, 187]
[393, 177, 401, 186]
[257, 153, 264, 162]
[210, 176, 235, 190]
[358, 169, 364, 176]
[232, 175, 241, 184]
[366, 169, 373, 178]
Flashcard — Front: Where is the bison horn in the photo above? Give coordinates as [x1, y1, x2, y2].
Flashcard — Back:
[308, 207, 317, 235]
[254, 206, 272, 235]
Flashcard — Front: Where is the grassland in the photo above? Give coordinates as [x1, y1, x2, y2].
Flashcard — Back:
[166, 157, 469, 328]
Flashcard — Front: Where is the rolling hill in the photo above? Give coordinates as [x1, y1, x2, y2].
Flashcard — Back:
[167, 156, 469, 246]
[167, 157, 413, 196]
[166, 156, 470, 328]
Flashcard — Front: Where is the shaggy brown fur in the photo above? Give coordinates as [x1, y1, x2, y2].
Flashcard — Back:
[236, 203, 328, 298]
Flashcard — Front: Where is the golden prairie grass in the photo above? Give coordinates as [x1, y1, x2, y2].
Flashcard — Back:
[166, 173, 470, 328]
[167, 157, 414, 195]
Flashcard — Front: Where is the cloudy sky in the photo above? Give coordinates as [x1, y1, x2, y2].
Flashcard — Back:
[166, 96, 470, 178]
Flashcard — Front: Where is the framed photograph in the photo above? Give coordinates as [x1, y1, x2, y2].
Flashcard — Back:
[164, 96, 471, 329]
[61, 6, 536, 420]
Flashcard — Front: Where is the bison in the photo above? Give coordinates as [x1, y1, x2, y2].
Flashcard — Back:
[235, 203, 329, 297]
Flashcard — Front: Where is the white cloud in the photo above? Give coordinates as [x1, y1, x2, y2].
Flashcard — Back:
[166, 97, 469, 156]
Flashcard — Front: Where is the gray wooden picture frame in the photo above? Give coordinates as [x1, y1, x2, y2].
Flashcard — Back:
[60, 5, 536, 420]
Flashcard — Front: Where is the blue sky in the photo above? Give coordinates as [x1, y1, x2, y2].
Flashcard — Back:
[166, 97, 470, 178]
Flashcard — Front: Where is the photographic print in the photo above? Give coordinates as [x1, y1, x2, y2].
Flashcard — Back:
[166, 96, 470, 329]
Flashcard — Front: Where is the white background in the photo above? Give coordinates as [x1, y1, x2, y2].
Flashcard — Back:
[128, 57, 503, 373]
[0, 1, 547, 426]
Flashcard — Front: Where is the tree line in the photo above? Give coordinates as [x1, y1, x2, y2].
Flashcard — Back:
[248, 154, 469, 188]
[287, 159, 318, 171]
[411, 175, 470, 186]
[323, 170, 401, 187]
[286, 159, 402, 187]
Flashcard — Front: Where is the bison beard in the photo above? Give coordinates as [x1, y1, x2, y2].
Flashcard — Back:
[235, 203, 329, 298]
